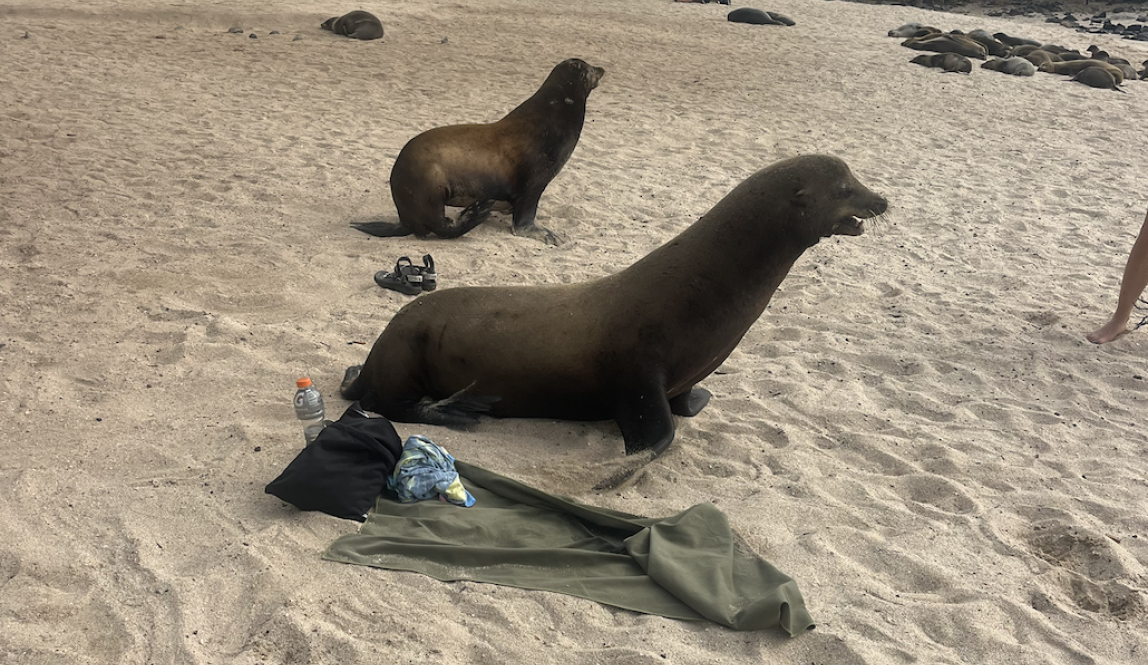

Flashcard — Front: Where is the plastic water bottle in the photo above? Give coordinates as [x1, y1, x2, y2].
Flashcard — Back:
[293, 377, 326, 445]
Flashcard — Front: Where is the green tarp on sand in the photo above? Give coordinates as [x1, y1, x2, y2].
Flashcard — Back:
[323, 462, 814, 635]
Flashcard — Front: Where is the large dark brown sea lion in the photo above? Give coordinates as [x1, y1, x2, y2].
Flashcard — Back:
[320, 11, 383, 40]
[351, 59, 605, 245]
[340, 155, 888, 456]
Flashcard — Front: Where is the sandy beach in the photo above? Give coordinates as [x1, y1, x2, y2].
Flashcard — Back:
[3, 0, 1147, 662]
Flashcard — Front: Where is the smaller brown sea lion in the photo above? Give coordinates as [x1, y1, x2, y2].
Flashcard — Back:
[1039, 59, 1124, 84]
[911, 53, 972, 74]
[980, 57, 1036, 76]
[353, 59, 605, 244]
[1071, 67, 1125, 92]
[1056, 51, 1088, 61]
[320, 10, 384, 40]
[1009, 44, 1040, 57]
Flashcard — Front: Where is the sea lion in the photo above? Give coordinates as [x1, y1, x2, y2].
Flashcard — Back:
[1010, 44, 1040, 57]
[1038, 59, 1125, 84]
[993, 32, 1041, 48]
[1023, 49, 1058, 67]
[1071, 67, 1126, 91]
[980, 56, 1036, 76]
[966, 29, 1011, 57]
[902, 34, 987, 59]
[727, 8, 794, 25]
[320, 11, 384, 40]
[340, 155, 888, 457]
[351, 59, 605, 245]
[911, 53, 973, 74]
[889, 23, 925, 38]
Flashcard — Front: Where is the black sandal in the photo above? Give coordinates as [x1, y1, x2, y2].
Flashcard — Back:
[419, 254, 437, 291]
[374, 257, 423, 296]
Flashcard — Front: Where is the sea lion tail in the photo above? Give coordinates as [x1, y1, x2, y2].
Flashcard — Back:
[350, 221, 415, 237]
[407, 384, 499, 427]
[432, 200, 496, 239]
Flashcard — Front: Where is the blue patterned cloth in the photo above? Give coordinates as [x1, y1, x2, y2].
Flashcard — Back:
[387, 435, 475, 507]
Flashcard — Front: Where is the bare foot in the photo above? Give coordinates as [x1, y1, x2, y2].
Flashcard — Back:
[1087, 319, 1130, 344]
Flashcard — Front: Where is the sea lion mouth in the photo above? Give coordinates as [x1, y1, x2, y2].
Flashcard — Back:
[834, 216, 865, 236]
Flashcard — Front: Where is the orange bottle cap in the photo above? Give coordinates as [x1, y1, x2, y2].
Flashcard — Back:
[296, 377, 312, 388]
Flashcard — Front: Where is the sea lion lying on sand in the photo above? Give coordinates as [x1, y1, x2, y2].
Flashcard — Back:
[902, 33, 987, 59]
[340, 155, 888, 457]
[981, 57, 1036, 76]
[911, 53, 973, 74]
[321, 11, 383, 40]
[1038, 59, 1125, 84]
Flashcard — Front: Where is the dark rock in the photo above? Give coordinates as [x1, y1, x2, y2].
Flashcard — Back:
[248, 33, 257, 39]
[227, 26, 243, 34]
[270, 30, 280, 35]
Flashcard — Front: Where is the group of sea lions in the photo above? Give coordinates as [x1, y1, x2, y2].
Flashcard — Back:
[891, 22, 1141, 91]
[320, 39, 887, 460]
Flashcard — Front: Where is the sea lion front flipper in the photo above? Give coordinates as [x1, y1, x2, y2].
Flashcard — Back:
[669, 387, 712, 417]
[510, 194, 560, 245]
[351, 221, 414, 238]
[614, 384, 676, 456]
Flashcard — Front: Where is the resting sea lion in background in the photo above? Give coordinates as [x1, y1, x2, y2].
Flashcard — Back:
[1023, 50, 1058, 67]
[888, 23, 937, 38]
[340, 155, 888, 457]
[993, 32, 1041, 48]
[966, 29, 1011, 57]
[911, 53, 973, 74]
[1038, 59, 1125, 84]
[352, 59, 605, 245]
[902, 34, 987, 59]
[980, 57, 1036, 76]
[1071, 67, 1125, 91]
[321, 10, 384, 40]
[726, 8, 794, 25]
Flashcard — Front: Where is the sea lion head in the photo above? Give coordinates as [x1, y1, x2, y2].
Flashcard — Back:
[777, 155, 888, 239]
[552, 58, 606, 97]
[320, 17, 338, 31]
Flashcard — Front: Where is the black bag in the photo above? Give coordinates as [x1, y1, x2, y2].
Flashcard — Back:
[265, 403, 403, 521]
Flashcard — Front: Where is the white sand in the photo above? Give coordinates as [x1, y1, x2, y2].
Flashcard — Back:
[2, 0, 1147, 662]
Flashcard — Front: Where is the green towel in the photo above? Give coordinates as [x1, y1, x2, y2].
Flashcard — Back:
[323, 461, 814, 635]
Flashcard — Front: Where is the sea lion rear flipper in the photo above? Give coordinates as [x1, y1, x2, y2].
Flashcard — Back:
[432, 200, 496, 239]
[351, 221, 415, 238]
[615, 384, 676, 456]
[403, 384, 499, 427]
[669, 387, 712, 417]
[340, 365, 366, 400]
